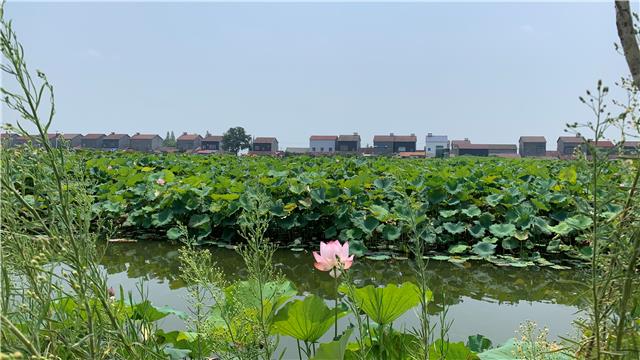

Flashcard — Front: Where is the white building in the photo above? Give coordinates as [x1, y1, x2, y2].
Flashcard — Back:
[425, 133, 449, 158]
[309, 135, 337, 153]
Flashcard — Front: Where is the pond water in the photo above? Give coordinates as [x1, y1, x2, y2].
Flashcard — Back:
[100, 241, 589, 353]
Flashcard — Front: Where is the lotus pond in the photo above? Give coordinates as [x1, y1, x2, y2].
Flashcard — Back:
[100, 240, 589, 357]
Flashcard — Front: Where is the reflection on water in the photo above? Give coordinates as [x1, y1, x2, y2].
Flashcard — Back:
[100, 241, 589, 344]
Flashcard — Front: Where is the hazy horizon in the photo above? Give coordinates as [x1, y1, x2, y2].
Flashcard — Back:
[1, 2, 633, 150]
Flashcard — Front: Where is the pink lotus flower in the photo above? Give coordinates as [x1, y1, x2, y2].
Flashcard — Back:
[107, 287, 115, 299]
[156, 178, 165, 186]
[313, 240, 354, 278]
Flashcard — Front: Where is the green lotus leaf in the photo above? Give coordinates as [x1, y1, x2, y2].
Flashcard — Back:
[461, 205, 482, 218]
[439, 209, 459, 218]
[131, 301, 186, 322]
[366, 254, 391, 261]
[485, 194, 503, 207]
[448, 244, 469, 254]
[382, 225, 401, 241]
[339, 282, 420, 325]
[370, 205, 390, 221]
[443, 222, 466, 234]
[472, 242, 497, 257]
[467, 334, 492, 353]
[565, 214, 593, 230]
[167, 227, 185, 240]
[210, 193, 240, 201]
[429, 340, 479, 359]
[478, 213, 495, 228]
[272, 295, 346, 342]
[310, 188, 326, 203]
[151, 209, 174, 227]
[188, 214, 210, 229]
[469, 223, 486, 238]
[489, 223, 516, 238]
[312, 327, 353, 360]
[549, 222, 572, 236]
[558, 166, 577, 184]
[501, 238, 519, 251]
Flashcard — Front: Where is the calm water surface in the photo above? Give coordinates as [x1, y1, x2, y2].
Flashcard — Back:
[101, 241, 589, 350]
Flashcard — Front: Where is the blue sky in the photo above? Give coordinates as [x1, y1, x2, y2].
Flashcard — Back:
[1, 2, 630, 149]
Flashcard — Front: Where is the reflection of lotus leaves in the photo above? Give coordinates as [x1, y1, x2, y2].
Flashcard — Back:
[96, 243, 589, 311]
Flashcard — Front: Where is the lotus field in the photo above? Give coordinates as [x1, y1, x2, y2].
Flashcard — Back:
[84, 152, 625, 266]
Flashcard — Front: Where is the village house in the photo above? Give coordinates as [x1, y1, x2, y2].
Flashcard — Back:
[451, 139, 517, 157]
[199, 135, 224, 153]
[336, 133, 361, 153]
[251, 137, 278, 154]
[102, 133, 131, 150]
[81, 133, 106, 149]
[176, 132, 203, 152]
[309, 135, 337, 153]
[130, 133, 163, 152]
[425, 133, 449, 158]
[54, 133, 83, 148]
[557, 135, 585, 157]
[373, 133, 417, 155]
[1, 133, 17, 147]
[518, 136, 547, 157]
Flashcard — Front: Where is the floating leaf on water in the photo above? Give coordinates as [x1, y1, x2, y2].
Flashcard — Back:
[443, 222, 466, 234]
[431, 255, 451, 261]
[448, 244, 469, 254]
[472, 242, 497, 257]
[489, 223, 516, 238]
[550, 264, 571, 270]
[290, 247, 305, 252]
[366, 254, 391, 261]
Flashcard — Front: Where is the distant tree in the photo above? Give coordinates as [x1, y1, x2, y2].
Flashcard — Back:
[163, 130, 176, 147]
[222, 127, 251, 155]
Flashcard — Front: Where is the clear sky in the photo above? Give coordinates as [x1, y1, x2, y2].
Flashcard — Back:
[1, 2, 631, 150]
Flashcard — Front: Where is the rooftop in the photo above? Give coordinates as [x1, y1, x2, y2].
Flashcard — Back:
[254, 137, 277, 143]
[177, 133, 202, 141]
[104, 133, 129, 140]
[202, 135, 223, 142]
[83, 133, 106, 140]
[131, 133, 161, 140]
[519, 136, 546, 142]
[310, 135, 338, 141]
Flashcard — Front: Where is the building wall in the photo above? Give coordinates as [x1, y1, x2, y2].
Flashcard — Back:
[202, 141, 221, 151]
[309, 140, 336, 153]
[488, 148, 517, 155]
[458, 148, 489, 156]
[253, 143, 273, 152]
[425, 141, 448, 158]
[82, 138, 103, 149]
[374, 141, 394, 155]
[558, 141, 583, 156]
[519, 142, 546, 157]
[336, 140, 359, 152]
[131, 137, 161, 152]
[177, 138, 201, 151]
[393, 141, 416, 153]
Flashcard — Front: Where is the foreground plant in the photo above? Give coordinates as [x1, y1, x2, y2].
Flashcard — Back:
[0, 5, 167, 358]
[313, 239, 354, 339]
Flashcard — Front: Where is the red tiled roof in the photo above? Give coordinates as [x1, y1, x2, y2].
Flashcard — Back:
[104, 133, 129, 140]
[203, 135, 223, 142]
[623, 141, 640, 147]
[519, 136, 546, 142]
[310, 135, 338, 141]
[131, 134, 161, 140]
[587, 140, 614, 148]
[83, 133, 105, 140]
[398, 151, 426, 157]
[394, 135, 417, 142]
[493, 153, 521, 158]
[254, 137, 277, 143]
[177, 133, 202, 141]
[373, 135, 394, 142]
